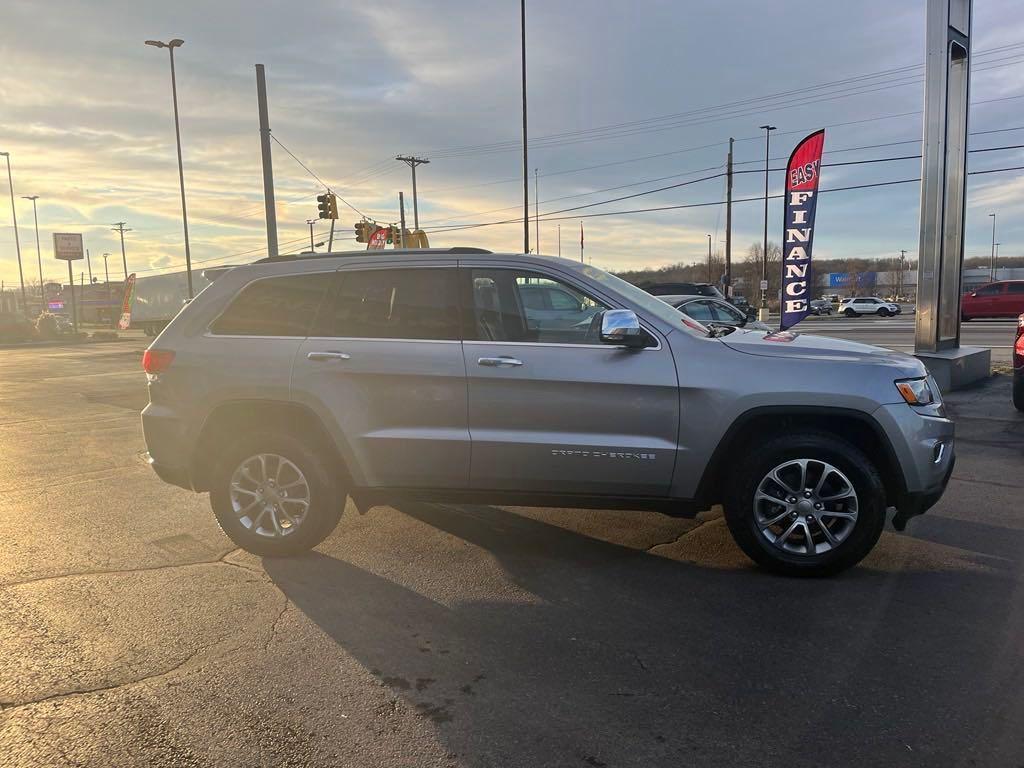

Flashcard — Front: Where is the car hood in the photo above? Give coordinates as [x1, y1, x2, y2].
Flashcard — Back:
[720, 329, 926, 375]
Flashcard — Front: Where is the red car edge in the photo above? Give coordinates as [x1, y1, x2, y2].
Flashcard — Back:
[1014, 313, 1023, 412]
[961, 280, 1024, 320]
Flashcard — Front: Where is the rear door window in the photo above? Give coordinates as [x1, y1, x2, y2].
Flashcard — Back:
[1007, 283, 1024, 294]
[210, 273, 329, 336]
[317, 268, 460, 340]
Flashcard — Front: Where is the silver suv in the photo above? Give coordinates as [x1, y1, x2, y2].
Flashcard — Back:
[141, 249, 954, 576]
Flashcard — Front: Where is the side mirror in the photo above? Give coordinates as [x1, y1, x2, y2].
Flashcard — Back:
[600, 309, 645, 347]
[970, 292, 977, 297]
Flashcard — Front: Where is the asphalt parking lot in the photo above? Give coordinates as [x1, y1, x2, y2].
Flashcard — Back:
[1, 340, 1022, 767]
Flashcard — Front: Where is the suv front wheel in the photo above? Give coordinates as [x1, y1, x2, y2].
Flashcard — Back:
[210, 432, 345, 556]
[724, 432, 886, 576]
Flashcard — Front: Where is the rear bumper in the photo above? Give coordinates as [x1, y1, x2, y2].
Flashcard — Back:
[145, 453, 193, 491]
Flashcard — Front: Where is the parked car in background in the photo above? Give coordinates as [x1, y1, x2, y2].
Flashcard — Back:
[727, 294, 756, 317]
[1014, 314, 1023, 412]
[839, 297, 901, 317]
[142, 248, 954, 577]
[518, 278, 604, 330]
[809, 299, 833, 316]
[642, 281, 725, 299]
[660, 295, 772, 332]
[961, 280, 1024, 320]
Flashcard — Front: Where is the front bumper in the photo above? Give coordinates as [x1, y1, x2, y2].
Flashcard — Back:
[892, 445, 955, 530]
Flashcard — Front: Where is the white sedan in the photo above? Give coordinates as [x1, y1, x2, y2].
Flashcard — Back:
[838, 297, 901, 317]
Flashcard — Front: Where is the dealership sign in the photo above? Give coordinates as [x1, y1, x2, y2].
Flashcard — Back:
[52, 233, 84, 261]
[780, 130, 825, 331]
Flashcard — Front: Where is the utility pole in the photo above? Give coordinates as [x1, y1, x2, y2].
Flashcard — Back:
[306, 219, 316, 252]
[534, 168, 539, 254]
[86, 248, 92, 284]
[988, 212, 997, 280]
[23, 195, 43, 314]
[557, 224, 561, 258]
[111, 222, 132, 281]
[520, 0, 530, 255]
[395, 156, 429, 230]
[1, 152, 27, 315]
[145, 39, 193, 298]
[707, 234, 712, 283]
[399, 192, 407, 248]
[255, 64, 279, 260]
[758, 125, 776, 321]
[899, 249, 907, 297]
[725, 138, 734, 296]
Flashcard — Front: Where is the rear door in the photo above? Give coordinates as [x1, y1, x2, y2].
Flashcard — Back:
[291, 263, 469, 489]
[460, 263, 679, 496]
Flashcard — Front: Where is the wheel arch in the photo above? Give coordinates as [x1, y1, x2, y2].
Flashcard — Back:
[190, 399, 354, 492]
[694, 406, 906, 509]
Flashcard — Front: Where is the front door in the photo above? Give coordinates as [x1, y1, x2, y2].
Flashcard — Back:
[461, 265, 679, 496]
[292, 264, 469, 489]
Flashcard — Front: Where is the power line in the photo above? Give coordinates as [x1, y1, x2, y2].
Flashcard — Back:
[270, 134, 369, 219]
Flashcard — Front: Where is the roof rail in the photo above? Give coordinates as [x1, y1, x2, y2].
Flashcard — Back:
[253, 247, 493, 264]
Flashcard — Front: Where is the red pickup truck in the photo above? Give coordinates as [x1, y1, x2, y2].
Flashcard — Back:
[962, 280, 1024, 320]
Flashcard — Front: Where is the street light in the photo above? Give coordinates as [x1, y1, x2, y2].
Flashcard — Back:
[22, 195, 42, 314]
[102, 253, 111, 324]
[988, 212, 997, 280]
[707, 234, 712, 283]
[0, 152, 27, 315]
[145, 38, 194, 299]
[758, 124, 776, 322]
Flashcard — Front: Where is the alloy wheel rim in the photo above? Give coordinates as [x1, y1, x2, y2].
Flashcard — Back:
[754, 458, 859, 557]
[229, 453, 310, 538]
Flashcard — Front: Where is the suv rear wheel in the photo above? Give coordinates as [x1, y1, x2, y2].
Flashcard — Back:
[843, 308, 857, 317]
[210, 432, 345, 556]
[724, 432, 886, 576]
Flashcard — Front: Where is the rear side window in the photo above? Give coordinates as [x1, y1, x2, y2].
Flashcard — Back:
[1006, 283, 1024, 294]
[210, 274, 328, 336]
[975, 284, 1001, 296]
[317, 268, 460, 340]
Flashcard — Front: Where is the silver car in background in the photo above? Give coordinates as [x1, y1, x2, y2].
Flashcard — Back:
[142, 249, 954, 577]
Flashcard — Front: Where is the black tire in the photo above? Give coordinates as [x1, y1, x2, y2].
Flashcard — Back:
[843, 308, 857, 317]
[210, 431, 345, 557]
[724, 432, 887, 577]
[876, 307, 890, 317]
[1014, 373, 1024, 412]
[961, 314, 972, 322]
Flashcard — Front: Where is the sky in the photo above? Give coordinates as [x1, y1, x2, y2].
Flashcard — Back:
[0, 0, 1022, 288]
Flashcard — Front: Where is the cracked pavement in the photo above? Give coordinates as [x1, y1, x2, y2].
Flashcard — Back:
[1, 341, 1022, 767]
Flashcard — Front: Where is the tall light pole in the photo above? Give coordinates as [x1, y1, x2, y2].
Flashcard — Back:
[758, 125, 776, 322]
[145, 38, 194, 299]
[395, 156, 429, 230]
[899, 249, 907, 298]
[22, 195, 42, 314]
[707, 234, 712, 283]
[534, 168, 540, 254]
[988, 212, 997, 280]
[306, 219, 316, 252]
[0, 152, 27, 315]
[520, 0, 530, 255]
[102, 253, 111, 325]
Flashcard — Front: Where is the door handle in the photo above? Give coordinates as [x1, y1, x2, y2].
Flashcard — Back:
[477, 356, 523, 367]
[307, 351, 351, 361]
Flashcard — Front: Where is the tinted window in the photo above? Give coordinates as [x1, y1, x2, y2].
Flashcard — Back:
[680, 300, 716, 323]
[975, 284, 1001, 296]
[1007, 283, 1024, 294]
[468, 269, 607, 344]
[710, 301, 743, 323]
[211, 274, 328, 336]
[319, 268, 460, 340]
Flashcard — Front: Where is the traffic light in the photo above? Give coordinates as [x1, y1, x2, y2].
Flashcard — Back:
[354, 220, 370, 243]
[317, 192, 338, 220]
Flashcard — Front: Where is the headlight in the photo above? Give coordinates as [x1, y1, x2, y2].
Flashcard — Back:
[895, 377, 936, 406]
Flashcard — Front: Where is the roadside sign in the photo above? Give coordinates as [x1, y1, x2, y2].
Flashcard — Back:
[367, 227, 388, 249]
[759, 279, 769, 291]
[117, 273, 137, 330]
[52, 233, 84, 261]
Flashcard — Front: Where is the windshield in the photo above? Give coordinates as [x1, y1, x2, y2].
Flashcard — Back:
[581, 265, 711, 336]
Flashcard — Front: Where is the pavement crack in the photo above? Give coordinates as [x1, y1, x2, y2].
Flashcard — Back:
[0, 547, 242, 590]
[262, 595, 290, 654]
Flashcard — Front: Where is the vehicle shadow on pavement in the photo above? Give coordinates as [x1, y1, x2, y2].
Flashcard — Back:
[263, 501, 1023, 767]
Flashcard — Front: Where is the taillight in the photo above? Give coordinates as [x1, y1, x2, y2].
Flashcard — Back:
[142, 348, 175, 375]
